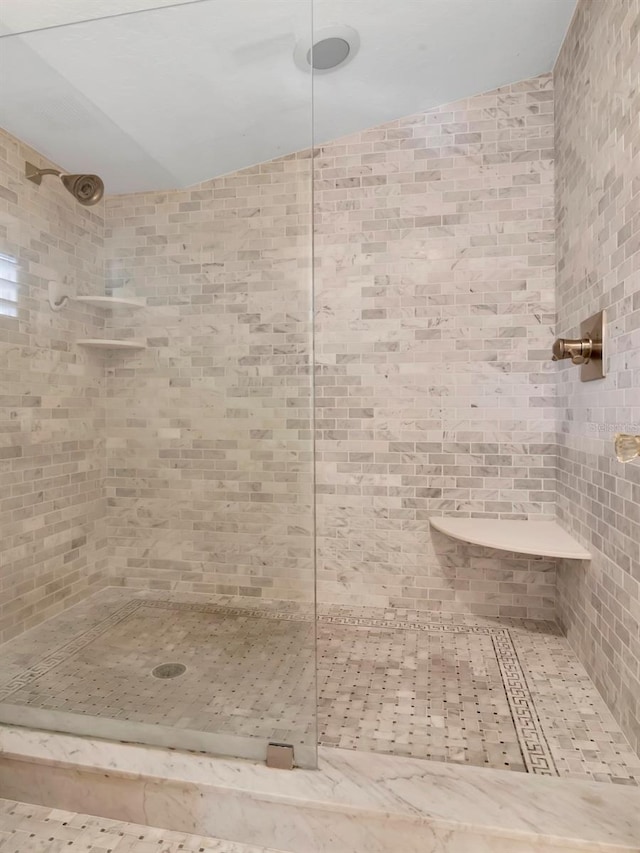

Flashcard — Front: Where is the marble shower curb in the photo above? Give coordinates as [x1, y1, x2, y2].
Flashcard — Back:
[0, 727, 638, 852]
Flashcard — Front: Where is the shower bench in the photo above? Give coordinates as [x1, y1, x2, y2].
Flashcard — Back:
[429, 517, 591, 560]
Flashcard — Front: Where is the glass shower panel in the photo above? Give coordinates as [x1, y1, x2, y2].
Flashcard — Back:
[0, 0, 316, 768]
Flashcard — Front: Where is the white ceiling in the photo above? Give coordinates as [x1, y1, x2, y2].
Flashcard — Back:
[0, 0, 577, 194]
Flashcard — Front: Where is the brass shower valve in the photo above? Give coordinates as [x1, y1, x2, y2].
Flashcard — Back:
[551, 311, 605, 381]
[551, 336, 598, 365]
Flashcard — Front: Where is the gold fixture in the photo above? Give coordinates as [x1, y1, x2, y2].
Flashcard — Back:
[614, 434, 640, 463]
[552, 336, 595, 364]
[552, 310, 605, 381]
[25, 161, 104, 206]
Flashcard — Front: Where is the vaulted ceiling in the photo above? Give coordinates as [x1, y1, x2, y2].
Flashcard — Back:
[0, 0, 576, 194]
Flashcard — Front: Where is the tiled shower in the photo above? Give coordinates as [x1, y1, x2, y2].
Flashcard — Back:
[0, 0, 638, 830]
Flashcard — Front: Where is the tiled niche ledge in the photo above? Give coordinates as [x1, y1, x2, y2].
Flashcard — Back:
[0, 728, 638, 853]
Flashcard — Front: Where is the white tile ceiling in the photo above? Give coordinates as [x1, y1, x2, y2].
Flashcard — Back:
[0, 0, 577, 194]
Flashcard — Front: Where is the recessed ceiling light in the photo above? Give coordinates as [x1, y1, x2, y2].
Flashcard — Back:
[307, 37, 351, 70]
[294, 25, 360, 74]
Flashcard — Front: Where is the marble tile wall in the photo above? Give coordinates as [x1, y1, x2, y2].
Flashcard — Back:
[314, 74, 557, 617]
[1, 79, 557, 637]
[102, 75, 557, 619]
[103, 154, 315, 601]
[554, 0, 640, 754]
[0, 128, 108, 643]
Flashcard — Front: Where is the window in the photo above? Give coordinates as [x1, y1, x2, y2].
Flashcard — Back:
[0, 253, 18, 317]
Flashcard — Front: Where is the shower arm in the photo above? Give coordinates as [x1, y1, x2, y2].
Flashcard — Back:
[25, 163, 62, 185]
[25, 161, 105, 206]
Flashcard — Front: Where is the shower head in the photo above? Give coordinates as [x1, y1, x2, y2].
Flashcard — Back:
[25, 161, 104, 206]
[60, 172, 104, 206]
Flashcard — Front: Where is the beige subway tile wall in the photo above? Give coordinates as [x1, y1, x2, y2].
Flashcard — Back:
[0, 128, 108, 643]
[101, 73, 557, 620]
[555, 0, 640, 754]
[314, 74, 557, 618]
[103, 154, 316, 601]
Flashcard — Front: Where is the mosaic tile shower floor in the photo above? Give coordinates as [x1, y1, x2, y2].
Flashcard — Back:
[0, 590, 637, 785]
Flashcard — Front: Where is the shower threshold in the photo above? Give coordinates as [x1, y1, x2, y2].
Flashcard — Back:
[0, 726, 638, 853]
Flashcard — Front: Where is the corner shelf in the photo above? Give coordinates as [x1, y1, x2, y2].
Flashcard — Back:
[75, 296, 145, 309]
[429, 517, 591, 560]
[77, 339, 146, 351]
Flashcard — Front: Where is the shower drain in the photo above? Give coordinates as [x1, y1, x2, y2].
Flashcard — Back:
[151, 663, 187, 679]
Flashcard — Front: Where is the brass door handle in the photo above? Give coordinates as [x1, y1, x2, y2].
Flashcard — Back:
[615, 434, 640, 463]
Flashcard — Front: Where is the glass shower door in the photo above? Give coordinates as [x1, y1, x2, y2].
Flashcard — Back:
[0, 0, 317, 768]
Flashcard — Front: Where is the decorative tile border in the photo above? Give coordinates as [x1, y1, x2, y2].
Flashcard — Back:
[491, 632, 557, 775]
[0, 598, 557, 775]
[321, 613, 505, 635]
[0, 601, 141, 702]
[141, 599, 313, 624]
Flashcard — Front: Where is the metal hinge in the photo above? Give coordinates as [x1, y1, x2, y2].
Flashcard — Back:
[266, 742, 294, 770]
